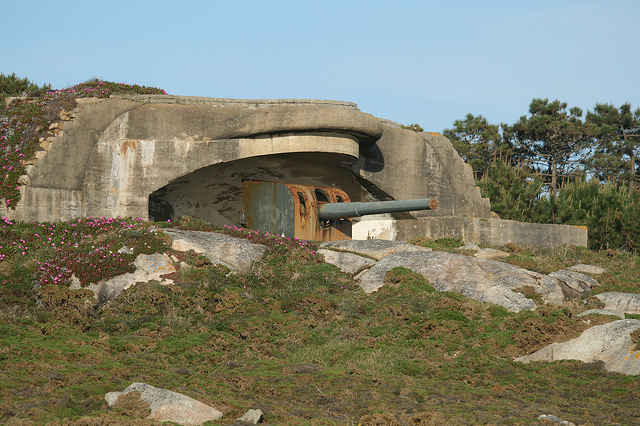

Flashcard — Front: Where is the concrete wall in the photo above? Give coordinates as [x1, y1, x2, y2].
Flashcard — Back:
[354, 216, 587, 248]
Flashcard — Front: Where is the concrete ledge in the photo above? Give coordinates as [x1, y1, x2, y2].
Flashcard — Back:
[396, 216, 588, 248]
[117, 94, 359, 109]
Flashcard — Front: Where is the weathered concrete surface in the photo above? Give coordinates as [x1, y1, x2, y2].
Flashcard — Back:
[514, 319, 640, 375]
[594, 292, 640, 315]
[395, 216, 588, 248]
[4, 96, 383, 222]
[320, 239, 432, 260]
[106, 382, 223, 425]
[162, 228, 268, 274]
[351, 127, 492, 220]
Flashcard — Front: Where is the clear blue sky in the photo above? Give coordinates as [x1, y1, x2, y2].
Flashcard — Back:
[2, 0, 638, 133]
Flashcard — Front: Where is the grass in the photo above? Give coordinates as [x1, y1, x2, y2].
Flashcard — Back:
[1, 221, 640, 424]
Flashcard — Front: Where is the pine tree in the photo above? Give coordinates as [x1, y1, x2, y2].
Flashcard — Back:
[477, 160, 545, 222]
[443, 114, 514, 180]
[505, 98, 596, 194]
[585, 103, 640, 194]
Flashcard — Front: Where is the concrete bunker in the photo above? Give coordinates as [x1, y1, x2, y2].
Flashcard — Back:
[2, 94, 588, 247]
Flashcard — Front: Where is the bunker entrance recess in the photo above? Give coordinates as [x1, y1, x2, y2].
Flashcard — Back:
[147, 152, 366, 226]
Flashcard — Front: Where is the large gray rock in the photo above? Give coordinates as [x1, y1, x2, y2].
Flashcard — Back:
[357, 251, 540, 311]
[514, 319, 640, 375]
[72, 253, 176, 307]
[356, 251, 598, 312]
[105, 382, 223, 425]
[162, 229, 268, 274]
[594, 292, 640, 315]
[319, 239, 432, 260]
[318, 249, 375, 275]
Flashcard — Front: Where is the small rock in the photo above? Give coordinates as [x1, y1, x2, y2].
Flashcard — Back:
[357, 250, 537, 312]
[118, 246, 134, 254]
[237, 409, 264, 424]
[474, 248, 509, 260]
[538, 414, 576, 425]
[458, 243, 480, 251]
[567, 264, 607, 274]
[106, 382, 222, 425]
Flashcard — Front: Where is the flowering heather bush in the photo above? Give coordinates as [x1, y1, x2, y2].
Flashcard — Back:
[221, 225, 320, 259]
[0, 79, 166, 208]
[44, 79, 167, 99]
[0, 217, 168, 288]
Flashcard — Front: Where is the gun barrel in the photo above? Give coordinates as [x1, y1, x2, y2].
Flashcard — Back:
[318, 198, 437, 220]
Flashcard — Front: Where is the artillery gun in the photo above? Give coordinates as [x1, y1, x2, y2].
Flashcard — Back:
[241, 180, 437, 241]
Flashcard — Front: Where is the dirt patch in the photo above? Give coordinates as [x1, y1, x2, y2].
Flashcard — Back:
[36, 286, 95, 328]
[359, 412, 401, 425]
[631, 328, 640, 351]
[509, 309, 611, 355]
[111, 391, 151, 418]
[409, 411, 447, 425]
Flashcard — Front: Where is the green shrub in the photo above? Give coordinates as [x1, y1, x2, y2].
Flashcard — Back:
[544, 179, 640, 252]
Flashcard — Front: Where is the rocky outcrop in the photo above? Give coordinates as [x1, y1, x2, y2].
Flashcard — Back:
[514, 319, 640, 375]
[106, 382, 223, 425]
[162, 229, 268, 274]
[70, 253, 176, 307]
[593, 292, 640, 315]
[349, 248, 598, 312]
[357, 251, 538, 312]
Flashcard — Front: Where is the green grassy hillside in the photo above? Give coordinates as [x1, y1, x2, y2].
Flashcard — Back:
[1, 217, 639, 425]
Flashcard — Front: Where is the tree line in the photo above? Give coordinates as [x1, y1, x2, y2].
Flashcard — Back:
[437, 98, 640, 252]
